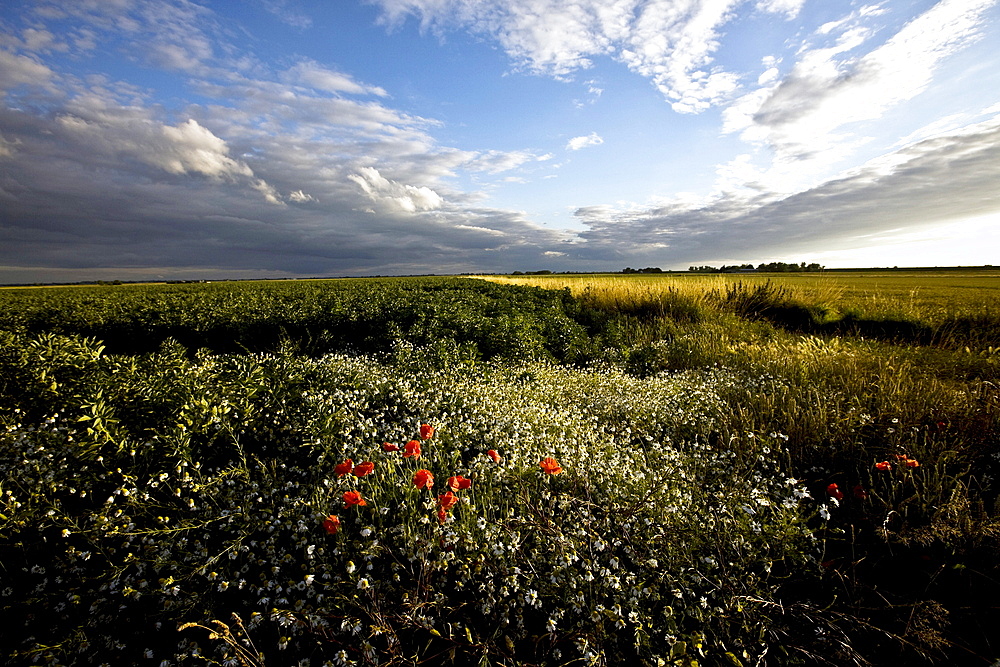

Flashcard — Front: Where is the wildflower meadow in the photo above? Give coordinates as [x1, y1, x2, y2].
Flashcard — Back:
[1, 274, 998, 666]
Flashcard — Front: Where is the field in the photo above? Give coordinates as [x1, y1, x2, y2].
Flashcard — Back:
[1, 273, 998, 666]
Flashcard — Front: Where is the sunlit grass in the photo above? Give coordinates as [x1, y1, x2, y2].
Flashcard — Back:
[2, 275, 999, 665]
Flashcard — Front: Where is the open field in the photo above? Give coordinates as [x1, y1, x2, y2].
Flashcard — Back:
[481, 268, 1000, 322]
[1, 274, 999, 666]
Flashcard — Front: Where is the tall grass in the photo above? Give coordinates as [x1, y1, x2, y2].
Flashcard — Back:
[3, 274, 999, 665]
[477, 272, 1000, 663]
[481, 272, 1000, 349]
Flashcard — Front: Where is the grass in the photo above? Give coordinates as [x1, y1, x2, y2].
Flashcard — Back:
[480, 269, 1000, 349]
[1, 272, 999, 665]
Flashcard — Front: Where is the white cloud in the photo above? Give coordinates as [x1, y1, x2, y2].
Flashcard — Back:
[21, 28, 67, 53]
[0, 49, 55, 91]
[719, 0, 998, 194]
[288, 189, 316, 203]
[741, 0, 994, 152]
[0, 0, 580, 279]
[258, 0, 314, 29]
[50, 100, 283, 201]
[157, 119, 254, 179]
[24, 0, 219, 74]
[370, 0, 748, 113]
[566, 132, 604, 151]
[617, 0, 742, 113]
[349, 166, 445, 213]
[285, 60, 388, 97]
[464, 149, 539, 173]
[578, 114, 1000, 261]
[754, 0, 805, 18]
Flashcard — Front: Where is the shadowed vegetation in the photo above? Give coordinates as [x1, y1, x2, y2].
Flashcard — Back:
[1, 272, 998, 666]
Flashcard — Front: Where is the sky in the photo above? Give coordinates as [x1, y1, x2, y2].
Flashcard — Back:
[1, 0, 999, 282]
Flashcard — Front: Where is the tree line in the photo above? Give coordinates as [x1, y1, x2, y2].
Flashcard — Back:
[688, 262, 824, 273]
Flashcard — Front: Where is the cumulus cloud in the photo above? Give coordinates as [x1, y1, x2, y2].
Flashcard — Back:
[349, 166, 445, 213]
[49, 106, 283, 198]
[566, 132, 603, 151]
[6, 0, 572, 281]
[370, 0, 748, 113]
[3, 0, 997, 281]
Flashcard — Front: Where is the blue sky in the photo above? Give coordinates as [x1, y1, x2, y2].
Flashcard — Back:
[1, 0, 998, 282]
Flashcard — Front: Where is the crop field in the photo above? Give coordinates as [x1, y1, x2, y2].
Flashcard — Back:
[483, 268, 1000, 326]
[1, 274, 998, 666]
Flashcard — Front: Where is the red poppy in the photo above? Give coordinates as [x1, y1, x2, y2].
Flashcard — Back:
[420, 424, 435, 440]
[487, 449, 501, 463]
[382, 442, 400, 452]
[334, 459, 353, 477]
[437, 509, 447, 525]
[852, 485, 868, 500]
[904, 457, 920, 468]
[343, 490, 366, 507]
[447, 475, 471, 492]
[403, 440, 421, 459]
[322, 515, 340, 535]
[539, 457, 563, 475]
[826, 483, 843, 500]
[353, 461, 374, 477]
[437, 491, 458, 511]
[412, 469, 434, 490]
[875, 461, 892, 471]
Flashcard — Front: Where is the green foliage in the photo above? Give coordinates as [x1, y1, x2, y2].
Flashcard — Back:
[0, 278, 599, 362]
[1, 274, 999, 665]
[1, 337, 819, 666]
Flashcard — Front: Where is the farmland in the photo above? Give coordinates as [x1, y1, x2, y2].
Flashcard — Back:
[1, 272, 998, 666]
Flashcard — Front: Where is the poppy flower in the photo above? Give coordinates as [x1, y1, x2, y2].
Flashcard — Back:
[403, 440, 421, 459]
[852, 485, 868, 500]
[382, 442, 400, 452]
[334, 459, 353, 477]
[875, 461, 892, 471]
[353, 461, 374, 477]
[904, 457, 920, 468]
[343, 490, 366, 507]
[539, 457, 563, 475]
[437, 509, 447, 525]
[412, 469, 434, 490]
[487, 449, 501, 463]
[420, 424, 435, 440]
[322, 515, 340, 535]
[447, 475, 471, 492]
[437, 491, 458, 511]
[826, 483, 843, 500]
